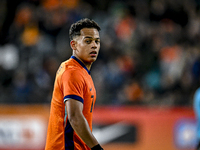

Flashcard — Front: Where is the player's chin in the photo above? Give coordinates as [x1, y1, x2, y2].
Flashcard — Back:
[88, 57, 97, 63]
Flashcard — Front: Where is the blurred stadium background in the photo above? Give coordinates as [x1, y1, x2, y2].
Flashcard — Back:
[0, 0, 199, 149]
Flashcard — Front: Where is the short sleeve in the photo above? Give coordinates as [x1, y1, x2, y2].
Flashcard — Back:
[61, 69, 84, 103]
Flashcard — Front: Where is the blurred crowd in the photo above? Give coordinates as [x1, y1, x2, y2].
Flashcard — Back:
[0, 0, 200, 106]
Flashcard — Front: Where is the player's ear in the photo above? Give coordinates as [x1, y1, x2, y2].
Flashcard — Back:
[70, 40, 77, 50]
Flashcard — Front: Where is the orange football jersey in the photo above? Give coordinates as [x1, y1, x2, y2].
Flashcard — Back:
[45, 56, 96, 150]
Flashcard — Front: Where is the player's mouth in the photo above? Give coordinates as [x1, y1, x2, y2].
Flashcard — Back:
[89, 51, 97, 57]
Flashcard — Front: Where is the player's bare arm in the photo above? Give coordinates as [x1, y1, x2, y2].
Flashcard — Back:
[65, 99, 99, 148]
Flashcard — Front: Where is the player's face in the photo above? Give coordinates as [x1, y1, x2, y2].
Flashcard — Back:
[72, 28, 100, 67]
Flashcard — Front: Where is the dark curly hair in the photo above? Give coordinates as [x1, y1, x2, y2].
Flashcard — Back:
[69, 18, 101, 41]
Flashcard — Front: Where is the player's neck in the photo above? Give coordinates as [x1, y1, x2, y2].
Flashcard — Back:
[72, 55, 92, 70]
[84, 63, 92, 71]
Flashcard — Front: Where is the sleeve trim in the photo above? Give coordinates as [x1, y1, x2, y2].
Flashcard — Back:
[64, 95, 84, 103]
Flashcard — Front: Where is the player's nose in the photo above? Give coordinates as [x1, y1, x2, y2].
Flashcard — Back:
[91, 41, 97, 49]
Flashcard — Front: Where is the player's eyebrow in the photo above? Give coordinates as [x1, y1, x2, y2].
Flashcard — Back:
[84, 36, 100, 40]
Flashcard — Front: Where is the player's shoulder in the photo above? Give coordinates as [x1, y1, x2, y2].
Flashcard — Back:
[57, 59, 83, 76]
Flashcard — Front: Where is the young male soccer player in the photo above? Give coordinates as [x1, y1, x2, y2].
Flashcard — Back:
[45, 18, 103, 150]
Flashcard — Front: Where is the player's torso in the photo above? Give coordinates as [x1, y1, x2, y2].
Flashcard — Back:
[46, 57, 97, 150]
[55, 58, 96, 125]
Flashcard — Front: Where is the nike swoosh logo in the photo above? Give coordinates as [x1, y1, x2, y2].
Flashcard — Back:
[92, 122, 130, 144]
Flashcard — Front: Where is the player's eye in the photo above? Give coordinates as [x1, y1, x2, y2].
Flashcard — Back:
[95, 40, 100, 44]
[85, 40, 91, 44]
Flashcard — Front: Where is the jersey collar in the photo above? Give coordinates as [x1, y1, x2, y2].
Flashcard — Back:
[71, 56, 91, 74]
